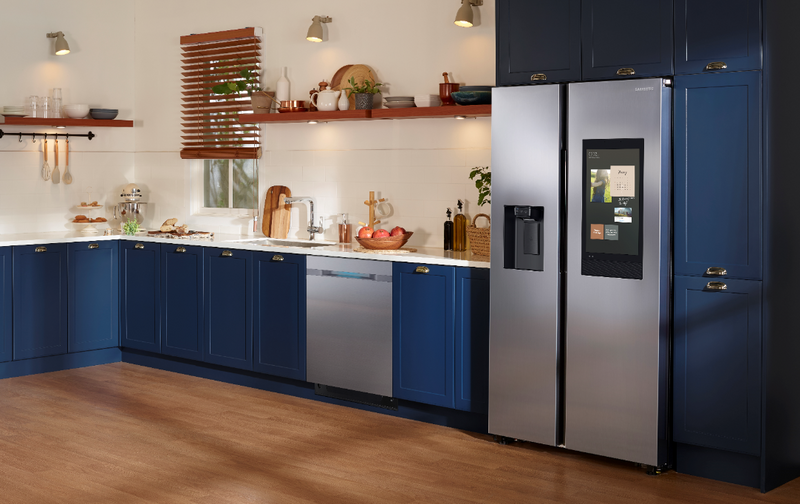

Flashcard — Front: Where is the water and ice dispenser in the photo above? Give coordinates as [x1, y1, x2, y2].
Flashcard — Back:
[504, 206, 544, 271]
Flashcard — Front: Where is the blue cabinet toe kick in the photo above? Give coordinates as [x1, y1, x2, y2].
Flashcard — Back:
[0, 348, 121, 380]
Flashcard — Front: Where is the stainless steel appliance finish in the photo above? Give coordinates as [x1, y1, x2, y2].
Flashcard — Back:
[306, 256, 393, 396]
[113, 201, 148, 226]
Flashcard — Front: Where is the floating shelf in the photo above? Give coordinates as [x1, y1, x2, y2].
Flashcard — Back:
[239, 105, 491, 124]
[0, 117, 133, 128]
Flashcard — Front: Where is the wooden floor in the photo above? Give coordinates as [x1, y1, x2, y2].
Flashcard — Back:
[0, 364, 798, 504]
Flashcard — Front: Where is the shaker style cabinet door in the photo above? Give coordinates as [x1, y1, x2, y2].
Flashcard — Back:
[581, 0, 674, 80]
[454, 267, 490, 414]
[674, 72, 762, 280]
[673, 276, 761, 455]
[13, 244, 68, 359]
[204, 248, 252, 371]
[675, 0, 762, 75]
[0, 247, 11, 363]
[161, 244, 204, 361]
[253, 252, 306, 380]
[496, 0, 581, 86]
[120, 241, 161, 353]
[393, 263, 455, 408]
[68, 241, 119, 352]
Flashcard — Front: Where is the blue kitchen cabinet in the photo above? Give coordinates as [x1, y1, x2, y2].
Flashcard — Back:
[455, 267, 490, 414]
[120, 241, 161, 353]
[673, 275, 761, 456]
[13, 244, 68, 359]
[393, 263, 455, 409]
[161, 244, 204, 361]
[581, 0, 674, 80]
[674, 71, 761, 280]
[253, 252, 306, 380]
[675, 0, 762, 75]
[204, 247, 252, 371]
[0, 247, 11, 363]
[68, 241, 119, 352]
[496, 0, 582, 85]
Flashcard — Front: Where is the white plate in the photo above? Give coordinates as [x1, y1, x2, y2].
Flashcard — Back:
[385, 102, 416, 108]
[1, 113, 26, 117]
[75, 205, 103, 209]
[384, 96, 414, 102]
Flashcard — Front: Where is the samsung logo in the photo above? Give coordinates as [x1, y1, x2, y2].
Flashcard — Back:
[635, 86, 654, 92]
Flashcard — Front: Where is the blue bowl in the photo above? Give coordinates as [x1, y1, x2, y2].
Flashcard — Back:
[89, 108, 119, 120]
[450, 90, 491, 105]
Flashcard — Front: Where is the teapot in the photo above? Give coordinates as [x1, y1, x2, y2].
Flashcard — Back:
[311, 89, 341, 112]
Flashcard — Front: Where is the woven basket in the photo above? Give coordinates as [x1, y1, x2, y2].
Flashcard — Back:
[466, 213, 491, 257]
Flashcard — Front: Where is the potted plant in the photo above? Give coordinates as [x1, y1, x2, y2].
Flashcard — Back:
[467, 166, 491, 256]
[211, 68, 274, 113]
[343, 76, 383, 110]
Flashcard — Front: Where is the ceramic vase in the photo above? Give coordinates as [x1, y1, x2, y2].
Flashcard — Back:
[338, 90, 350, 111]
[276, 67, 290, 102]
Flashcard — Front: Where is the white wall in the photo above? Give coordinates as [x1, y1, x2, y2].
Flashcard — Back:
[0, 0, 135, 233]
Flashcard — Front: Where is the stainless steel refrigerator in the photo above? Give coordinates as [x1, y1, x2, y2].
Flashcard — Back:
[489, 79, 671, 468]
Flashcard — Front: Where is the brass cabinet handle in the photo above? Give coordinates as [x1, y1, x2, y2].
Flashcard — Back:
[35, 246, 47, 253]
[415, 266, 430, 274]
[531, 73, 547, 81]
[272, 254, 284, 262]
[88, 243, 99, 249]
[705, 61, 728, 71]
[135, 243, 145, 250]
[705, 281, 728, 291]
[617, 67, 635, 76]
[705, 266, 727, 277]
[221, 250, 233, 257]
[176, 246, 186, 253]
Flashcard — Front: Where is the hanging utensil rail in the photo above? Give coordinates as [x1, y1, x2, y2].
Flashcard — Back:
[0, 131, 95, 142]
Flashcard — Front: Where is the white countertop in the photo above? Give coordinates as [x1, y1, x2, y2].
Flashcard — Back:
[0, 231, 491, 269]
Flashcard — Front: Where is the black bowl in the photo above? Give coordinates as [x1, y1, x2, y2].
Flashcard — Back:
[89, 108, 119, 120]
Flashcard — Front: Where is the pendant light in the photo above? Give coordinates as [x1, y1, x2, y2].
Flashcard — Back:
[454, 0, 483, 28]
[46, 31, 70, 55]
[306, 16, 332, 42]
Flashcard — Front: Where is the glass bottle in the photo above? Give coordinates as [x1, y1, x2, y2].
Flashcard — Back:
[454, 200, 466, 251]
[338, 213, 351, 243]
[444, 208, 453, 251]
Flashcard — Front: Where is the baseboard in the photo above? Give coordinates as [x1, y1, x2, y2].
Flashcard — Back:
[0, 347, 122, 380]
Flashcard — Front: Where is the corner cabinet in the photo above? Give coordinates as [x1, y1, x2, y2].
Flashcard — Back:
[68, 241, 119, 352]
[120, 241, 161, 353]
[0, 247, 11, 363]
[455, 267, 490, 414]
[161, 244, 204, 361]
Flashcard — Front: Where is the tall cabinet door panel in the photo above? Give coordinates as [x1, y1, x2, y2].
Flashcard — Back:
[581, 0, 674, 80]
[675, 0, 762, 74]
[120, 241, 161, 353]
[204, 248, 252, 371]
[393, 263, 455, 408]
[13, 244, 68, 359]
[497, 0, 581, 85]
[455, 268, 489, 414]
[68, 241, 119, 352]
[673, 276, 761, 455]
[0, 247, 11, 363]
[674, 72, 761, 280]
[161, 244, 204, 361]
[253, 252, 306, 381]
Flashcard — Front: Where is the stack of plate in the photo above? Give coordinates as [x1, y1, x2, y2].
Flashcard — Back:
[2, 106, 26, 117]
[384, 96, 416, 109]
[414, 94, 442, 108]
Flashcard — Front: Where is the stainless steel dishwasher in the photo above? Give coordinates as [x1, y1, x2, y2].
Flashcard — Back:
[306, 256, 393, 397]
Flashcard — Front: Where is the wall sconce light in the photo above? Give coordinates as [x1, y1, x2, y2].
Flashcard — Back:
[46, 31, 71, 55]
[306, 16, 332, 42]
[454, 0, 483, 28]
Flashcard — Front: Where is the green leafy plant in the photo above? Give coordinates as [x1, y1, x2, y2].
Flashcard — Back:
[344, 76, 383, 96]
[211, 68, 263, 96]
[122, 219, 140, 236]
[469, 166, 491, 207]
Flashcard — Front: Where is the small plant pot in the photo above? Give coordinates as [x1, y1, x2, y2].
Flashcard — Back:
[250, 91, 275, 113]
[354, 93, 374, 110]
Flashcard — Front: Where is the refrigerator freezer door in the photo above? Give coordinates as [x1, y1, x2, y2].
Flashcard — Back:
[565, 79, 671, 466]
[489, 85, 563, 446]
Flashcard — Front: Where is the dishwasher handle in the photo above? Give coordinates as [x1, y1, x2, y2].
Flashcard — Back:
[308, 268, 392, 283]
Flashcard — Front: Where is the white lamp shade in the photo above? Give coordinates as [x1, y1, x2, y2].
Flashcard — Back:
[454, 2, 474, 27]
[54, 32, 70, 55]
[307, 18, 323, 42]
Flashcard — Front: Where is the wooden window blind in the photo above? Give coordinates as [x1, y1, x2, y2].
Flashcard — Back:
[180, 27, 262, 160]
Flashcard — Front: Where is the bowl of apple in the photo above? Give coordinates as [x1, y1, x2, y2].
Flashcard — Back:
[355, 226, 413, 250]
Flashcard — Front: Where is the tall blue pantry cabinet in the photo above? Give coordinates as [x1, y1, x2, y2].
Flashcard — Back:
[0, 247, 11, 363]
[495, 0, 800, 492]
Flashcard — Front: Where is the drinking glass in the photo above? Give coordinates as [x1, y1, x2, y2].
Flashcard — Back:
[52, 88, 62, 118]
[38, 97, 52, 118]
[27, 96, 38, 117]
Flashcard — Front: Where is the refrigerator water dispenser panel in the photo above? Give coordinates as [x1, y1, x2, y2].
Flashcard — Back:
[504, 206, 544, 271]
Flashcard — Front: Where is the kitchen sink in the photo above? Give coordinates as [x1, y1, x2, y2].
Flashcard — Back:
[225, 237, 338, 248]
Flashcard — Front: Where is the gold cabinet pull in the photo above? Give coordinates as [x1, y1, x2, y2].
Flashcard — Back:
[135, 243, 145, 250]
[704, 61, 728, 71]
[415, 266, 430, 274]
[176, 246, 186, 253]
[221, 250, 233, 257]
[705, 281, 728, 291]
[35, 246, 47, 253]
[531, 73, 547, 81]
[272, 254, 284, 262]
[88, 243, 99, 249]
[705, 266, 727, 277]
[617, 67, 635, 76]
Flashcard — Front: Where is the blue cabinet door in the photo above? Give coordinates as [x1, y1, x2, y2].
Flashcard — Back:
[120, 241, 161, 353]
[161, 244, 204, 361]
[675, 0, 761, 74]
[0, 247, 11, 363]
[68, 241, 119, 352]
[674, 72, 762, 280]
[497, 0, 581, 85]
[204, 248, 252, 371]
[581, 0, 674, 80]
[455, 268, 490, 413]
[253, 252, 306, 380]
[13, 244, 68, 359]
[393, 263, 455, 408]
[673, 275, 761, 455]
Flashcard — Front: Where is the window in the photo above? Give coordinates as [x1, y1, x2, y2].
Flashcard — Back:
[191, 159, 257, 217]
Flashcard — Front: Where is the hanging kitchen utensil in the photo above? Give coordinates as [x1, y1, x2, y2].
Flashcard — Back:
[42, 137, 50, 181]
[62, 137, 73, 184]
[52, 139, 60, 184]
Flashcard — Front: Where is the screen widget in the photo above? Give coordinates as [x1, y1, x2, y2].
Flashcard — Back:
[604, 225, 619, 241]
[590, 224, 604, 240]
[589, 169, 612, 203]
[614, 207, 632, 223]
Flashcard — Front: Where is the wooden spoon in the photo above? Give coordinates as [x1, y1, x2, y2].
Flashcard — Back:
[42, 138, 50, 181]
[52, 139, 60, 184]
[62, 138, 73, 184]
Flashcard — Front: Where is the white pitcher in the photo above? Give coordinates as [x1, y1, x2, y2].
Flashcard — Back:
[311, 89, 341, 112]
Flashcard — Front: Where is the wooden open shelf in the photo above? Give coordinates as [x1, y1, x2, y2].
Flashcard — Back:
[372, 104, 491, 119]
[244, 109, 371, 123]
[0, 117, 134, 128]
[239, 105, 491, 124]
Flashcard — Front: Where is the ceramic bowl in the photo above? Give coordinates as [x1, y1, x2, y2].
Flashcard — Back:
[63, 104, 90, 119]
[459, 86, 492, 92]
[451, 90, 492, 105]
[89, 108, 119, 120]
[356, 232, 413, 250]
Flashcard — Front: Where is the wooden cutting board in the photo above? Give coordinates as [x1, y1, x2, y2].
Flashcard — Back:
[261, 185, 292, 238]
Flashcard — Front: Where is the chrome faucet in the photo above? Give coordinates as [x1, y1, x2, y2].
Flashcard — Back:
[284, 196, 323, 240]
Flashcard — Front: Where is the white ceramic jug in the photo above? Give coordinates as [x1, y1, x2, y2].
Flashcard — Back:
[311, 89, 341, 112]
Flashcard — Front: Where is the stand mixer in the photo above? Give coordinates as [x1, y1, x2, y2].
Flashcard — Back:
[112, 183, 148, 230]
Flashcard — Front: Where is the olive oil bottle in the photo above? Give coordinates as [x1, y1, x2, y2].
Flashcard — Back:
[444, 208, 453, 250]
[454, 200, 466, 251]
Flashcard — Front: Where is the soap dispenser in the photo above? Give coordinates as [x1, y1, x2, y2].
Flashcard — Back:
[454, 200, 466, 251]
[444, 208, 453, 251]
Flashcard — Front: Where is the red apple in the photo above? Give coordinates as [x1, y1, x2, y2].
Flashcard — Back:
[373, 229, 390, 238]
[358, 226, 374, 238]
[390, 226, 406, 236]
